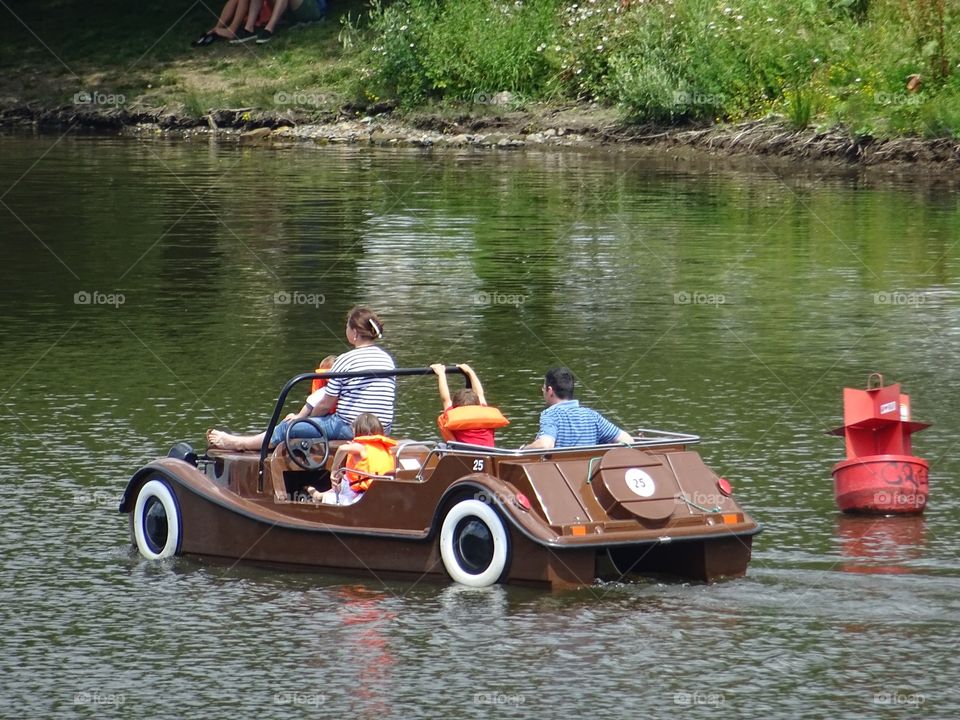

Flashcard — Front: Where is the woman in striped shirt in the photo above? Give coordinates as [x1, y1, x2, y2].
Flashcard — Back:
[304, 306, 396, 440]
[206, 306, 395, 450]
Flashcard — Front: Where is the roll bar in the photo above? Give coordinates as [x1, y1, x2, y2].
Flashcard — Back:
[257, 366, 468, 489]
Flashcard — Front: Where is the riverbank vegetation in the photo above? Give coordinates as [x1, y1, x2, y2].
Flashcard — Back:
[1, 0, 958, 139]
[354, 0, 959, 136]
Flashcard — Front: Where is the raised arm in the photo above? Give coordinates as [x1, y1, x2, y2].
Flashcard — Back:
[457, 363, 487, 406]
[431, 363, 453, 410]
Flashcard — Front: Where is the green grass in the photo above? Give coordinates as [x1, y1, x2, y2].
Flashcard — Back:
[1, 0, 959, 137]
[0, 0, 370, 115]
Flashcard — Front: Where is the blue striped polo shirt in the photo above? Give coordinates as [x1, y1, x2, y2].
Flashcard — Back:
[536, 400, 624, 448]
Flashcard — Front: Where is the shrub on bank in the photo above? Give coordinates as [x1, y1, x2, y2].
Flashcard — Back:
[354, 0, 959, 136]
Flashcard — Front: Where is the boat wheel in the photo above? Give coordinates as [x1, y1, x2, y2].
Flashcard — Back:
[133, 479, 181, 560]
[439, 499, 510, 587]
[284, 418, 330, 470]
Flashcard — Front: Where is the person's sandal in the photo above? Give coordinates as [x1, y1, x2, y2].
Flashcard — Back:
[191, 31, 218, 48]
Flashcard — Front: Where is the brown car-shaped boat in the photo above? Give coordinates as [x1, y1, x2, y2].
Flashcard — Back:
[120, 367, 761, 589]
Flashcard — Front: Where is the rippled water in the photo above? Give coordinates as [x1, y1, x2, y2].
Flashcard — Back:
[1, 133, 958, 718]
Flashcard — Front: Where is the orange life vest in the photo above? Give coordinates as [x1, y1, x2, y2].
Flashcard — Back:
[310, 369, 338, 412]
[437, 405, 509, 442]
[346, 435, 398, 493]
[311, 370, 329, 394]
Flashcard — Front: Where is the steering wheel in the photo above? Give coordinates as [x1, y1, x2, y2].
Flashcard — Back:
[283, 418, 330, 471]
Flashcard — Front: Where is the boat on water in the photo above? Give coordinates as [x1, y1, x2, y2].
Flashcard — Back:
[119, 367, 761, 589]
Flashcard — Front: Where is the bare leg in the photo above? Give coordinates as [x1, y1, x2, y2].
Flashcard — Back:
[265, 0, 290, 33]
[243, 0, 263, 32]
[214, 0, 250, 37]
[206, 428, 265, 451]
[211, 0, 239, 31]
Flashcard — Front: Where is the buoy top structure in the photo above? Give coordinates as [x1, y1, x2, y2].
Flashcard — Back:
[828, 373, 930, 514]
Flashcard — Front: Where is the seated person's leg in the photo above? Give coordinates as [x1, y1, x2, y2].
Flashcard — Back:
[280, 413, 353, 442]
[261, 0, 289, 34]
[213, 0, 250, 37]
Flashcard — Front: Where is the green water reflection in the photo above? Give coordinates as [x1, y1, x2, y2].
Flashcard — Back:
[1, 133, 958, 717]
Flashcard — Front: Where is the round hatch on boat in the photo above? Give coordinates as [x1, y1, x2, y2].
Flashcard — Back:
[594, 449, 677, 524]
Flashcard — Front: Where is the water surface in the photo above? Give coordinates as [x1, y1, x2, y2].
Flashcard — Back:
[0, 133, 957, 718]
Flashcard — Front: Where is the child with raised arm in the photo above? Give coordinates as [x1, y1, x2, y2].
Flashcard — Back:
[430, 363, 508, 448]
[306, 413, 397, 505]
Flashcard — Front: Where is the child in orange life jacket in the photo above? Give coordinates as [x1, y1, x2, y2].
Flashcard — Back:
[430, 363, 509, 447]
[305, 413, 396, 505]
[305, 355, 338, 414]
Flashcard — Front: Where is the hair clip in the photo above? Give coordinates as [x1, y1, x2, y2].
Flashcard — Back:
[369, 318, 382, 338]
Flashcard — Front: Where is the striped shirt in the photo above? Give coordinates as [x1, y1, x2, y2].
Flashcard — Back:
[536, 400, 623, 448]
[324, 345, 396, 432]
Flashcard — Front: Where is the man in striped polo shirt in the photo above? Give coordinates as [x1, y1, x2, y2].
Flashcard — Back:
[523, 367, 634, 449]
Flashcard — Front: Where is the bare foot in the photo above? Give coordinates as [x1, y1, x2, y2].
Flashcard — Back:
[206, 428, 247, 451]
[305, 485, 322, 502]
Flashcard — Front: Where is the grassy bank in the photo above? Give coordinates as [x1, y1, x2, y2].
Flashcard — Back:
[1, 0, 959, 138]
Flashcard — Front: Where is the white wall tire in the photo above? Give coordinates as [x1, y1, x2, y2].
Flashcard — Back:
[440, 499, 510, 587]
[133, 479, 181, 560]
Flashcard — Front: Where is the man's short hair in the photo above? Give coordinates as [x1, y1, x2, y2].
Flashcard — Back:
[545, 367, 575, 400]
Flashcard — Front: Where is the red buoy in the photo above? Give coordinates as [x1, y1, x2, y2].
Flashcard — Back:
[828, 374, 930, 514]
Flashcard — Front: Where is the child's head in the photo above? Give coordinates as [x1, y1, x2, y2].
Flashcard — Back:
[352, 413, 384, 437]
[318, 355, 337, 370]
[451, 388, 480, 408]
[312, 355, 338, 393]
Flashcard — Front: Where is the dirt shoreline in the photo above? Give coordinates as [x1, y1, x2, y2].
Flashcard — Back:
[4, 102, 960, 177]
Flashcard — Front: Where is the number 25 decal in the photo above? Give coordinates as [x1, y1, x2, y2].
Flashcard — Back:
[472, 459, 485, 472]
